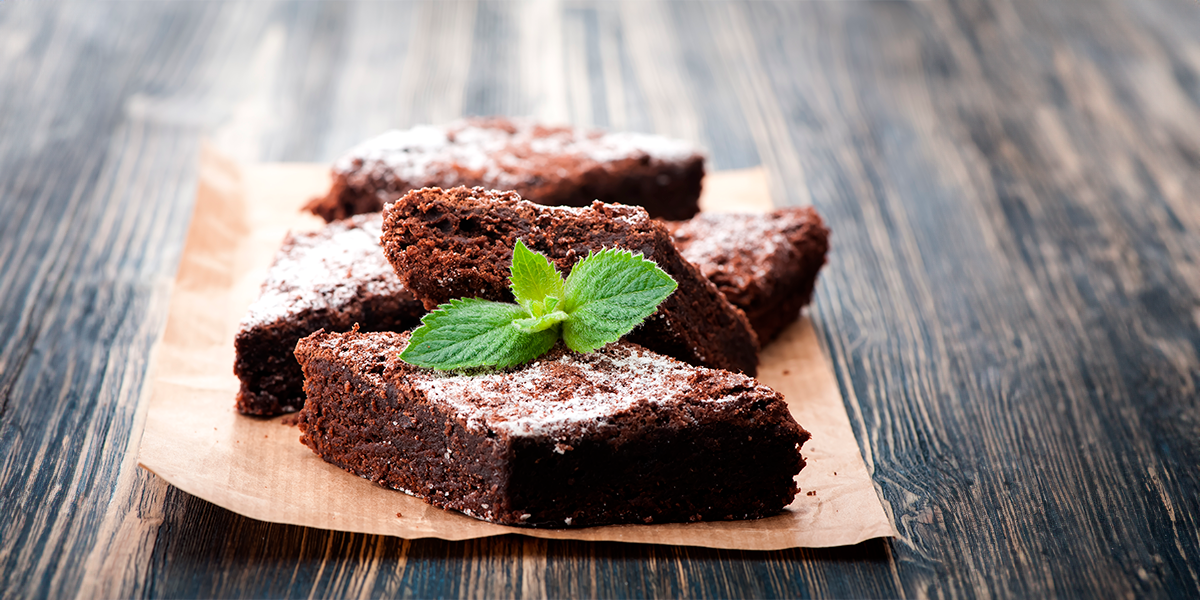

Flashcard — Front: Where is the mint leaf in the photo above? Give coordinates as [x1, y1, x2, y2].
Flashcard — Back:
[510, 239, 565, 315]
[560, 248, 678, 353]
[513, 310, 569, 333]
[400, 298, 557, 370]
[399, 243, 677, 370]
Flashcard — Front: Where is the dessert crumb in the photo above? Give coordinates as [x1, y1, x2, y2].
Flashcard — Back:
[396, 512, 403, 518]
[807, 490, 816, 496]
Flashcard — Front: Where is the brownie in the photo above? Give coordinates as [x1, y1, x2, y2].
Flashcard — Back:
[381, 186, 761, 375]
[305, 118, 705, 222]
[295, 329, 810, 527]
[667, 208, 830, 342]
[234, 213, 425, 416]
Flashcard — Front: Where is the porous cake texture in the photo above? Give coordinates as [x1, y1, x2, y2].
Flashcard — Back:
[296, 329, 810, 527]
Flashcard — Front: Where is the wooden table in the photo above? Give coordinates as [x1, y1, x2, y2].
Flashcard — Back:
[3, 1, 1199, 597]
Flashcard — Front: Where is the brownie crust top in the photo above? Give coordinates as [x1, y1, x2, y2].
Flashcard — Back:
[238, 213, 414, 331]
[667, 208, 830, 308]
[298, 330, 800, 440]
[333, 117, 701, 196]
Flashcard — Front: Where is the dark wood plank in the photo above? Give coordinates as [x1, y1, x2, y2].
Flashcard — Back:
[742, 0, 1200, 595]
[0, 3, 220, 598]
[1, 0, 1199, 598]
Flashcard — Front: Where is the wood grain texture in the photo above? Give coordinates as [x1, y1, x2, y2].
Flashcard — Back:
[1, 0, 1198, 598]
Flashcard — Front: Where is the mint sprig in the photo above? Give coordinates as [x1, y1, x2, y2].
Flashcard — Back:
[399, 240, 677, 370]
[400, 298, 559, 370]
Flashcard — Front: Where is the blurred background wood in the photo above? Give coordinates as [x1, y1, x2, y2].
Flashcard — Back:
[2, 0, 1199, 597]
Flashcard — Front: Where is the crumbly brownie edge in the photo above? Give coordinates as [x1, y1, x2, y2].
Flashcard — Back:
[540, 154, 704, 221]
[753, 207, 829, 341]
[234, 295, 424, 416]
[303, 173, 383, 223]
[296, 330, 513, 519]
[503, 386, 808, 527]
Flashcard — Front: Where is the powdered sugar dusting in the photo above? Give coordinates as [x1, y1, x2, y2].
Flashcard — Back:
[520, 196, 652, 228]
[582, 131, 697, 163]
[672, 213, 791, 285]
[411, 343, 759, 438]
[240, 213, 411, 330]
[333, 119, 702, 189]
[333, 126, 450, 172]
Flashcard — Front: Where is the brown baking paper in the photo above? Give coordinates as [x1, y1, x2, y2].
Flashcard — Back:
[137, 146, 896, 550]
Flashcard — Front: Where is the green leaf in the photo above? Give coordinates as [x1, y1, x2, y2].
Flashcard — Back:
[509, 239, 565, 315]
[513, 310, 570, 333]
[560, 248, 678, 353]
[400, 242, 677, 371]
[400, 298, 557, 370]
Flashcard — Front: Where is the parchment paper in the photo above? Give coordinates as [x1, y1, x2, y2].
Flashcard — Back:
[137, 146, 896, 550]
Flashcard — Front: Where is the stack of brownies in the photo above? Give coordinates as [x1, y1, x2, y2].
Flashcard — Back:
[234, 118, 830, 528]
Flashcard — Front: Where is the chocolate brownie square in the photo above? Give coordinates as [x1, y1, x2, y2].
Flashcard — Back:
[305, 118, 705, 222]
[667, 208, 830, 342]
[295, 329, 810, 527]
[380, 186, 760, 375]
[234, 213, 425, 416]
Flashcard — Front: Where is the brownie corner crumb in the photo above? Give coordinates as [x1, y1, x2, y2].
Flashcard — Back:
[668, 207, 829, 342]
[233, 213, 425, 416]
